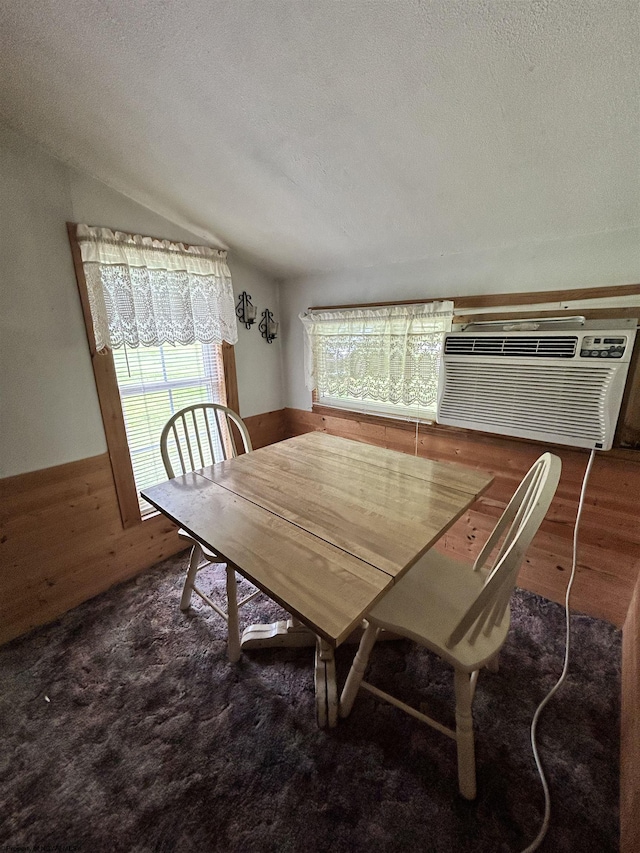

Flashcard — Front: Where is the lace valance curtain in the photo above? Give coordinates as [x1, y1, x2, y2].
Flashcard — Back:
[300, 302, 454, 417]
[77, 225, 238, 351]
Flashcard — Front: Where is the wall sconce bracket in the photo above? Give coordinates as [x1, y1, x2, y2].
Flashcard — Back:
[259, 309, 278, 343]
[236, 291, 257, 329]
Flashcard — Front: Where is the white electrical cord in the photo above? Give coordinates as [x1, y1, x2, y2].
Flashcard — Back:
[520, 447, 597, 852]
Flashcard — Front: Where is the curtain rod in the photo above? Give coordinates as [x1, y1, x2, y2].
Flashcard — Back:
[306, 299, 444, 312]
[69, 221, 228, 255]
[308, 298, 445, 311]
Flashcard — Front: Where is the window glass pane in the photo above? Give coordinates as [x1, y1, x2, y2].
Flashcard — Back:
[115, 348, 165, 388]
[308, 307, 452, 421]
[113, 342, 226, 517]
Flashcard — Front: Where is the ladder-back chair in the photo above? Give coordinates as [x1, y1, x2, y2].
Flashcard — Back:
[339, 452, 562, 799]
[160, 403, 261, 662]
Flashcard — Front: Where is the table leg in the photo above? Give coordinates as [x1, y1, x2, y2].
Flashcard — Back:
[241, 619, 338, 729]
[315, 637, 338, 729]
[241, 619, 398, 730]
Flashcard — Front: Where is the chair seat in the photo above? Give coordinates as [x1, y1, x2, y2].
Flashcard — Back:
[178, 529, 224, 564]
[368, 550, 509, 672]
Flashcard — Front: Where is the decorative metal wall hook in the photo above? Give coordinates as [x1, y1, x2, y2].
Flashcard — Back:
[259, 309, 279, 343]
[236, 291, 257, 329]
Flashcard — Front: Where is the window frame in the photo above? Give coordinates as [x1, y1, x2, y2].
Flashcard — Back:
[113, 340, 229, 519]
[68, 222, 239, 528]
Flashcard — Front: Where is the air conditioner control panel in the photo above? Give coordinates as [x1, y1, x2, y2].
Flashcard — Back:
[580, 336, 628, 359]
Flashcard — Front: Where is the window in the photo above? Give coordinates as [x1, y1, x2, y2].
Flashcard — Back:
[114, 342, 226, 517]
[300, 302, 454, 421]
[68, 223, 239, 528]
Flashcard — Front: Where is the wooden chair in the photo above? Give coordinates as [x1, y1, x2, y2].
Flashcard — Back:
[160, 403, 261, 662]
[339, 452, 562, 799]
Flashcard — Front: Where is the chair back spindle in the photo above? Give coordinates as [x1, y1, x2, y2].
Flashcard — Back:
[160, 403, 252, 478]
[447, 453, 561, 649]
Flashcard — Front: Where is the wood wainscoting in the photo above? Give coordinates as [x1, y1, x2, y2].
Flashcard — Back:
[284, 407, 640, 627]
[7, 402, 632, 645]
[0, 453, 184, 646]
[0, 409, 288, 646]
[621, 573, 640, 853]
[244, 409, 289, 450]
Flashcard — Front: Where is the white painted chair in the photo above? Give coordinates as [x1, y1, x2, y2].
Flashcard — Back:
[339, 452, 562, 800]
[160, 403, 261, 662]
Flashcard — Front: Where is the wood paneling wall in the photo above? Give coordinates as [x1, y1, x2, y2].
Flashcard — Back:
[0, 454, 184, 646]
[4, 403, 635, 631]
[0, 409, 288, 646]
[284, 407, 640, 627]
[244, 409, 288, 450]
[621, 574, 640, 853]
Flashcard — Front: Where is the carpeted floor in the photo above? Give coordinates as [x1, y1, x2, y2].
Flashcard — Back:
[0, 554, 620, 853]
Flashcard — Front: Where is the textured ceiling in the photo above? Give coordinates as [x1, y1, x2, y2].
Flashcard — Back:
[1, 1, 639, 277]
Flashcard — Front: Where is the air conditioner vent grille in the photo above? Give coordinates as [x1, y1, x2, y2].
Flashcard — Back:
[438, 363, 614, 443]
[444, 335, 578, 358]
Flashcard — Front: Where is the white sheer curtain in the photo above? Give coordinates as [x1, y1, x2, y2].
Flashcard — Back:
[77, 225, 238, 351]
[300, 302, 454, 419]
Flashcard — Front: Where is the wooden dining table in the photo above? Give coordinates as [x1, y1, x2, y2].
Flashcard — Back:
[141, 431, 493, 728]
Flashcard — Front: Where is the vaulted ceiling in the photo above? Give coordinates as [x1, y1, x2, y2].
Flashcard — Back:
[1, 1, 638, 277]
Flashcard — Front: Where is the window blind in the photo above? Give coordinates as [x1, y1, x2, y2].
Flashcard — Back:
[113, 342, 226, 517]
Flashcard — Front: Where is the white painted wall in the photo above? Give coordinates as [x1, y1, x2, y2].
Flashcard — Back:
[280, 228, 640, 411]
[2, 2, 639, 279]
[226, 257, 283, 419]
[0, 124, 283, 478]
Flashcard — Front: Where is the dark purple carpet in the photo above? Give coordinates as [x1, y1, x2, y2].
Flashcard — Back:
[0, 554, 620, 852]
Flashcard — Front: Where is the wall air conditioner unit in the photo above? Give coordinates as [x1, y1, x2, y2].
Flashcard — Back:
[437, 318, 637, 450]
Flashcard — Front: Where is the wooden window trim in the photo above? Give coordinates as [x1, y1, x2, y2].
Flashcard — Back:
[222, 342, 239, 415]
[67, 222, 241, 528]
[307, 284, 640, 450]
[309, 282, 640, 312]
